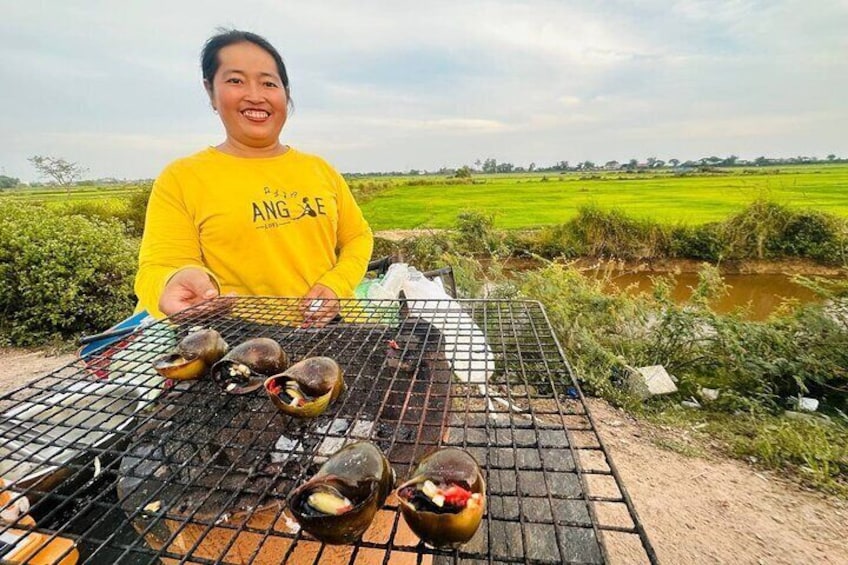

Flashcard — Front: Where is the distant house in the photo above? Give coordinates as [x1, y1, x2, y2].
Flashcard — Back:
[604, 160, 620, 170]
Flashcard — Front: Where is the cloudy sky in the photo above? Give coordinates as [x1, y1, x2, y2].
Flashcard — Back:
[1, 0, 846, 181]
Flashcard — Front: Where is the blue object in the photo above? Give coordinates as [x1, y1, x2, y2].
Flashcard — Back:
[78, 310, 153, 358]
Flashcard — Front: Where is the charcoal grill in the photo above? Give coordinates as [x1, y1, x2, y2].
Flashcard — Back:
[0, 298, 657, 564]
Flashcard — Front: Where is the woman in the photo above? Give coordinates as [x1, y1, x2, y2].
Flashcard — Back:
[134, 30, 373, 328]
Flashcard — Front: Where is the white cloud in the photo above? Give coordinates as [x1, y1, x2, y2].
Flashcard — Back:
[0, 0, 846, 180]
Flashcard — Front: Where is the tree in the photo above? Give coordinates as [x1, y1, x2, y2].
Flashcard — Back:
[455, 166, 472, 178]
[0, 175, 19, 188]
[482, 158, 497, 174]
[668, 158, 680, 168]
[28, 155, 88, 194]
[528, 162, 536, 172]
[827, 154, 837, 162]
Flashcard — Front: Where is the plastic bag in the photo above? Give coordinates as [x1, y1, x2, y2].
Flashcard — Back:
[400, 267, 495, 385]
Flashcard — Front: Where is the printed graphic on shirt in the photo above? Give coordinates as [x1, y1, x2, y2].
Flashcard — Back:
[251, 186, 326, 230]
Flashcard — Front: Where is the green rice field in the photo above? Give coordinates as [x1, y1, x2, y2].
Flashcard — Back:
[3, 166, 847, 230]
[357, 165, 848, 230]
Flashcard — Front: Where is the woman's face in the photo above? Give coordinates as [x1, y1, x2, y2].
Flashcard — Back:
[206, 41, 288, 153]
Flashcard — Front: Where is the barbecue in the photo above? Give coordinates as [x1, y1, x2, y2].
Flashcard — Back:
[0, 297, 657, 564]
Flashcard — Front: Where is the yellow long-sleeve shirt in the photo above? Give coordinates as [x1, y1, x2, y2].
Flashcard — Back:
[135, 147, 373, 318]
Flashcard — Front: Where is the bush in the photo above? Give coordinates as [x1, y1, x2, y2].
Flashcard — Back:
[454, 211, 505, 256]
[777, 211, 844, 264]
[0, 201, 138, 345]
[521, 224, 579, 259]
[57, 200, 130, 228]
[124, 183, 153, 237]
[669, 223, 724, 261]
[566, 205, 670, 259]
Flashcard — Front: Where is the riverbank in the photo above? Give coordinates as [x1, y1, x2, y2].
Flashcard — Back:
[375, 230, 846, 277]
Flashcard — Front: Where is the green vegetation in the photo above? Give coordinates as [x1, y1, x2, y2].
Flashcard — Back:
[354, 165, 848, 230]
[0, 201, 137, 346]
[1, 168, 846, 495]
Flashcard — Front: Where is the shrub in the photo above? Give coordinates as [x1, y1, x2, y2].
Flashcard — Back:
[722, 200, 792, 259]
[454, 210, 505, 256]
[124, 183, 153, 237]
[777, 211, 845, 264]
[521, 225, 579, 259]
[566, 205, 670, 259]
[0, 201, 138, 345]
[669, 223, 724, 261]
[516, 262, 848, 411]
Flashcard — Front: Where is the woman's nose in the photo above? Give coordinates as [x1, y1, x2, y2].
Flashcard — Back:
[245, 81, 263, 101]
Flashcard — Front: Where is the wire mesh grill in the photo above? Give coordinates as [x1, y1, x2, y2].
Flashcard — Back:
[0, 298, 656, 564]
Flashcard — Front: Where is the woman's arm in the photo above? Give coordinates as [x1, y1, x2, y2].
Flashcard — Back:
[314, 171, 373, 297]
[134, 168, 220, 318]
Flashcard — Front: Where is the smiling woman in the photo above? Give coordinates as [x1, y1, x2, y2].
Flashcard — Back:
[134, 29, 373, 326]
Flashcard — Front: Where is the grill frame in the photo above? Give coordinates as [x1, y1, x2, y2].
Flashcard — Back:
[0, 298, 657, 564]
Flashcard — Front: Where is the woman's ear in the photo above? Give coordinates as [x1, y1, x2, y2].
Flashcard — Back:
[204, 79, 215, 110]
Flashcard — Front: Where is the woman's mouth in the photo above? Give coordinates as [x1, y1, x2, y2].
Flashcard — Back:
[242, 109, 270, 121]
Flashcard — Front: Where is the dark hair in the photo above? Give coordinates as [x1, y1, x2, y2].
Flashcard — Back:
[201, 29, 291, 103]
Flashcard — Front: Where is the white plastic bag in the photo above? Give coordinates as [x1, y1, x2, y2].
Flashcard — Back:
[366, 263, 410, 300]
[401, 268, 495, 385]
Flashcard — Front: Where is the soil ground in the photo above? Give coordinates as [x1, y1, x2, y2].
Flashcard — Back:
[1, 348, 846, 564]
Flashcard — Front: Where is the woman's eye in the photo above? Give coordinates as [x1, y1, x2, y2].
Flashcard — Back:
[226, 77, 242, 84]
[264, 81, 279, 88]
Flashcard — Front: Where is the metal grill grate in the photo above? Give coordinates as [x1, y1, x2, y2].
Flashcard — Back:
[0, 298, 657, 564]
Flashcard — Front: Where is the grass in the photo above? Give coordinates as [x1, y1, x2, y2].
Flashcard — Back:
[358, 165, 848, 230]
[4, 166, 848, 231]
[0, 184, 145, 205]
[646, 406, 848, 496]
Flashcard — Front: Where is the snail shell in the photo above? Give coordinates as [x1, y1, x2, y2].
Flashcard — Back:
[151, 328, 228, 381]
[287, 441, 395, 544]
[264, 357, 345, 418]
[397, 447, 486, 548]
[211, 337, 289, 394]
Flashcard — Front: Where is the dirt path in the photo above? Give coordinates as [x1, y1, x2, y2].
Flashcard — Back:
[1, 349, 845, 563]
[0, 347, 76, 395]
[587, 399, 848, 564]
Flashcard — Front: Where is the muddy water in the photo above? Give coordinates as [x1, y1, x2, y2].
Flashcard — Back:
[596, 271, 827, 321]
[496, 258, 838, 321]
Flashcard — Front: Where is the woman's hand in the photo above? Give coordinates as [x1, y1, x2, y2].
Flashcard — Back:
[300, 284, 340, 328]
[159, 267, 219, 316]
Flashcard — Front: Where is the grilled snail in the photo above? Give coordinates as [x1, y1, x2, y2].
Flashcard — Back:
[397, 447, 486, 548]
[151, 328, 228, 380]
[264, 357, 345, 418]
[287, 441, 394, 544]
[211, 337, 289, 394]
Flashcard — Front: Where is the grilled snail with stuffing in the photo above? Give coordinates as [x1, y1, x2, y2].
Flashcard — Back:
[264, 356, 344, 418]
[211, 337, 289, 394]
[397, 447, 486, 548]
[287, 441, 394, 544]
[152, 328, 228, 380]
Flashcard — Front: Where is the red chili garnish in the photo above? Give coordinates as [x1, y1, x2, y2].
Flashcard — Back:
[387, 339, 400, 350]
[442, 485, 472, 507]
[267, 382, 281, 395]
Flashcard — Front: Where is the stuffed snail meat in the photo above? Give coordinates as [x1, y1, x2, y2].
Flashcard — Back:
[211, 337, 288, 394]
[397, 447, 485, 548]
[264, 356, 344, 418]
[287, 441, 394, 544]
